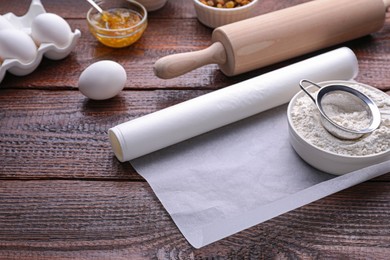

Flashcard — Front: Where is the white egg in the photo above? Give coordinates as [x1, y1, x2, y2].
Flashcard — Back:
[0, 15, 15, 30]
[78, 60, 127, 100]
[31, 13, 72, 48]
[0, 29, 37, 63]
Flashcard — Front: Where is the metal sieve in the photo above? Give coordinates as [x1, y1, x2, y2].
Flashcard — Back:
[299, 79, 382, 140]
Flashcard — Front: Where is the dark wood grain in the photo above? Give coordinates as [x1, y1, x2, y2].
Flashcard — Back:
[0, 88, 210, 180]
[1, 0, 390, 258]
[0, 180, 389, 259]
[1, 0, 310, 19]
[1, 1, 389, 91]
[1, 88, 388, 181]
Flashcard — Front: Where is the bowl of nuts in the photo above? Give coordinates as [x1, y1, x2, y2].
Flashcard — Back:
[193, 0, 259, 28]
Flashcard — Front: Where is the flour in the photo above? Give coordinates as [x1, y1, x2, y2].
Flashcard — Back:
[291, 83, 390, 156]
[320, 91, 371, 131]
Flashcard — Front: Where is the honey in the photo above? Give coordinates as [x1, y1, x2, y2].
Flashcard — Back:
[88, 7, 147, 48]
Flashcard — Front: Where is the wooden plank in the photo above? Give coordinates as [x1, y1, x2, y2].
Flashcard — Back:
[1, 19, 389, 91]
[0, 1, 389, 258]
[0, 0, 195, 19]
[0, 89, 210, 180]
[0, 2, 389, 91]
[1, 88, 389, 181]
[0, 18, 226, 90]
[0, 180, 389, 259]
[0, 0, 311, 19]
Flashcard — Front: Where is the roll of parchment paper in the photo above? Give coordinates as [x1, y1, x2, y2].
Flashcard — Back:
[109, 47, 358, 162]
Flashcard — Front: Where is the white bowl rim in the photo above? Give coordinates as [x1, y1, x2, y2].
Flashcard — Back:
[193, 0, 258, 12]
[287, 80, 390, 159]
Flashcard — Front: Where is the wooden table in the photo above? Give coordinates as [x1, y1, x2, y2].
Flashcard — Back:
[1, 0, 389, 258]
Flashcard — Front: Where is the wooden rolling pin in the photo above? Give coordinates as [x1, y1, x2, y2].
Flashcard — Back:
[154, 0, 390, 79]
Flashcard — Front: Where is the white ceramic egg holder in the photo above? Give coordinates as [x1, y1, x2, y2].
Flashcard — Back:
[0, 0, 81, 83]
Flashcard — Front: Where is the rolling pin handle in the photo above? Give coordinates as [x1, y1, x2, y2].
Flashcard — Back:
[153, 42, 227, 79]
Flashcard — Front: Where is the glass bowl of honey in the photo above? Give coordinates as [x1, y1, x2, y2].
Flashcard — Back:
[87, 0, 147, 48]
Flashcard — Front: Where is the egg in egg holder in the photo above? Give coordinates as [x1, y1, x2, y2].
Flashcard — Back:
[0, 0, 81, 84]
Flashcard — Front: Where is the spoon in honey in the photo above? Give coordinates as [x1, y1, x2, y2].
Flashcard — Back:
[85, 0, 103, 13]
[85, 0, 112, 28]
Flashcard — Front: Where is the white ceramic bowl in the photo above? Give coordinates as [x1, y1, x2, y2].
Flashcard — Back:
[193, 0, 259, 28]
[287, 80, 390, 175]
[136, 0, 167, 11]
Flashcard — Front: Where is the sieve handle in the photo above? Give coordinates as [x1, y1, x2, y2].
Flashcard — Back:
[299, 79, 322, 104]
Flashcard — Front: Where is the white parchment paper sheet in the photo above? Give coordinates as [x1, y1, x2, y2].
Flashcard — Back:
[108, 47, 389, 248]
[132, 106, 390, 248]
